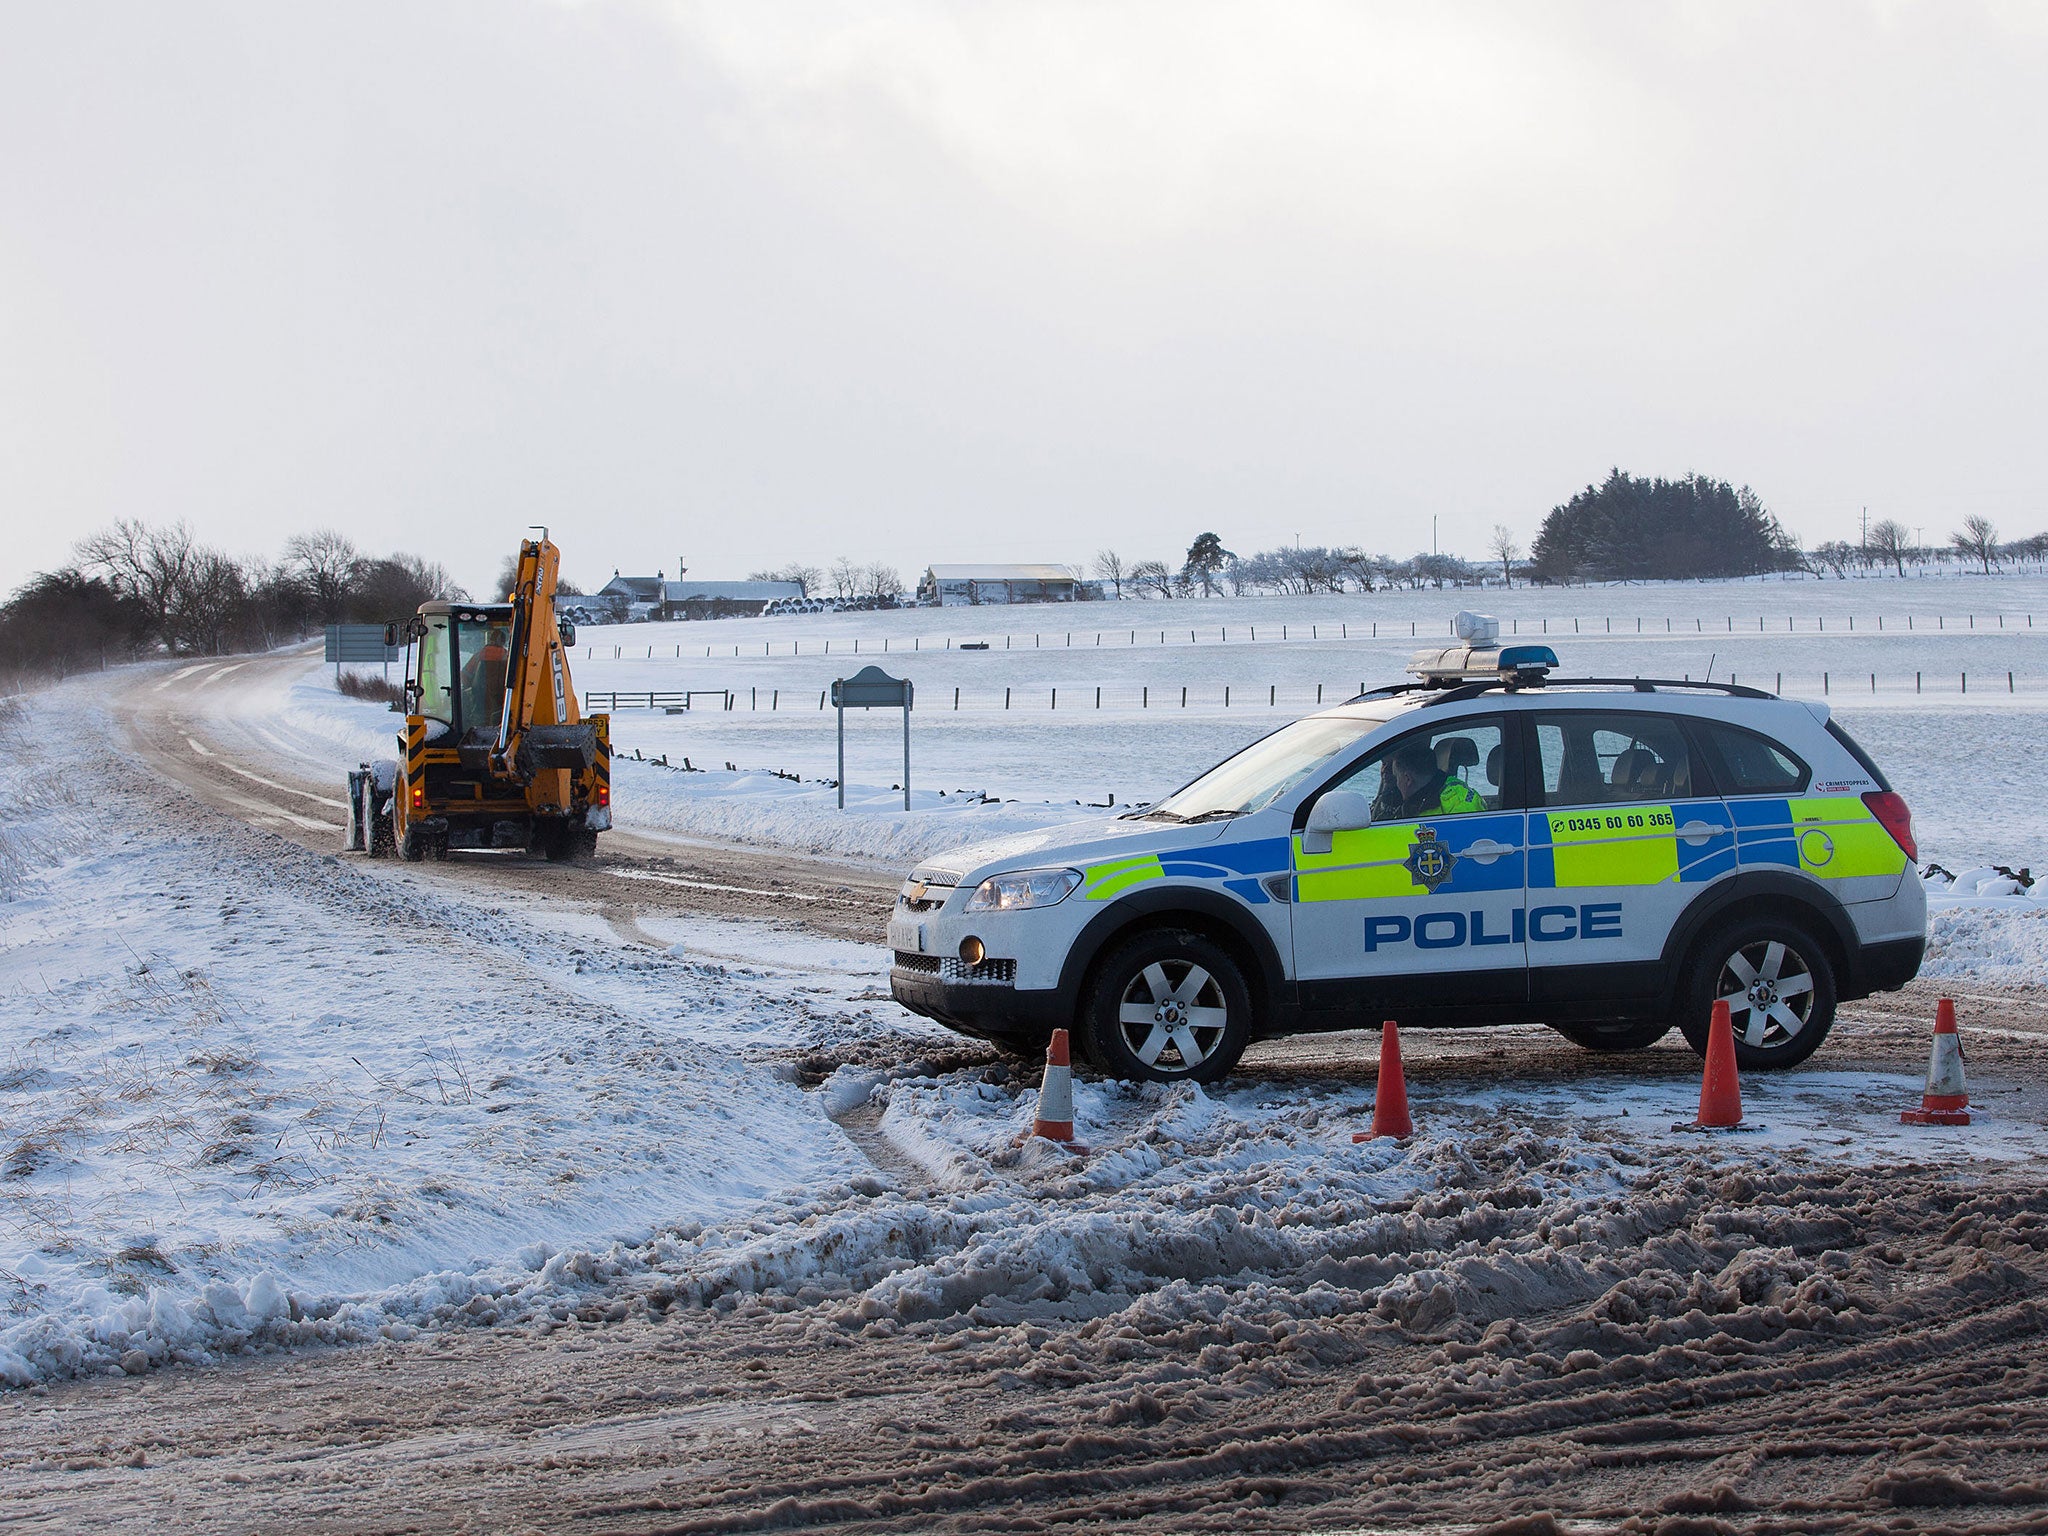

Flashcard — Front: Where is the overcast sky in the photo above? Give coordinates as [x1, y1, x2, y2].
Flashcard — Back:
[4, 1, 2044, 596]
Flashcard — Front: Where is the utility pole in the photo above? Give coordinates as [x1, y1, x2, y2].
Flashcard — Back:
[1433, 515, 1439, 556]
[1860, 506, 1868, 553]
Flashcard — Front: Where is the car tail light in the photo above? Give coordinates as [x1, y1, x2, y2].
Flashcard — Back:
[596, 785, 610, 807]
[411, 784, 425, 810]
[1864, 791, 1916, 863]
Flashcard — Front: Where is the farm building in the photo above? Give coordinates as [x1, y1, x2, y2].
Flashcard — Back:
[918, 564, 1098, 606]
[594, 572, 802, 620]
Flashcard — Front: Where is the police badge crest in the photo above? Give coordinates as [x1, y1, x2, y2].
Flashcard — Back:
[1404, 826, 1458, 892]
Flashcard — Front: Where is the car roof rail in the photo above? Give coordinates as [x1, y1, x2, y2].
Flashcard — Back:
[1417, 675, 1779, 707]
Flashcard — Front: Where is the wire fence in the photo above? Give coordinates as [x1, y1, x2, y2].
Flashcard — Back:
[585, 669, 2041, 714]
[581, 608, 2044, 663]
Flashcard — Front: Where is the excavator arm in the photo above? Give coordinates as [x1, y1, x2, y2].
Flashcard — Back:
[497, 534, 599, 785]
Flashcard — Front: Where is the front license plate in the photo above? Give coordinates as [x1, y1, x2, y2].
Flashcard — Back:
[886, 916, 924, 953]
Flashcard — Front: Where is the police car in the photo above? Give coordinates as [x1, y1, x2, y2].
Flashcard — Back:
[888, 615, 1926, 1082]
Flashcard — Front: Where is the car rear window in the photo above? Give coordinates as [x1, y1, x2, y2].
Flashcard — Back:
[1691, 719, 1809, 795]
[1824, 720, 1892, 791]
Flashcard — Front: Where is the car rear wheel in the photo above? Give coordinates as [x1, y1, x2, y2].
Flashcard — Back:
[1080, 929, 1252, 1084]
[1551, 1020, 1673, 1053]
[1677, 918, 1837, 1069]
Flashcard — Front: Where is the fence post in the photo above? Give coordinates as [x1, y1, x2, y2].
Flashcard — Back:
[1005, 687, 1011, 709]
[954, 687, 959, 710]
[1052, 688, 1057, 709]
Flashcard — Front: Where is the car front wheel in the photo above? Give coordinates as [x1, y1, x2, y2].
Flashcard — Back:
[1080, 929, 1252, 1084]
[1677, 919, 1837, 1069]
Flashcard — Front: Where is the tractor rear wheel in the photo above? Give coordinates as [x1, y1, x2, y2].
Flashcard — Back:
[542, 823, 597, 862]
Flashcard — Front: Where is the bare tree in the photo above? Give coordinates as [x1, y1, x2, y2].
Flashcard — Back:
[1129, 559, 1174, 599]
[356, 555, 466, 619]
[1866, 519, 1911, 577]
[75, 518, 198, 646]
[283, 530, 366, 624]
[1810, 541, 1856, 579]
[165, 548, 249, 656]
[1952, 515, 2000, 574]
[861, 563, 903, 599]
[748, 562, 823, 597]
[1093, 549, 1127, 600]
[1487, 525, 1521, 587]
[829, 557, 859, 600]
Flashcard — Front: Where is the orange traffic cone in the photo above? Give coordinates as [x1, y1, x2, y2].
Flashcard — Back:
[1021, 1029, 1088, 1152]
[1695, 998, 1744, 1129]
[1352, 1020, 1413, 1142]
[1902, 998, 1970, 1125]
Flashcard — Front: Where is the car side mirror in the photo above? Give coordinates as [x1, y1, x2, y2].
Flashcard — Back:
[1301, 788, 1373, 856]
[383, 622, 399, 648]
[559, 621, 576, 647]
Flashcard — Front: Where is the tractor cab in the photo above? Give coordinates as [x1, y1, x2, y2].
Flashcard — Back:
[403, 603, 517, 750]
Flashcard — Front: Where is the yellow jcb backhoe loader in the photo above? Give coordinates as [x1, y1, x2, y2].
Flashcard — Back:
[346, 532, 610, 861]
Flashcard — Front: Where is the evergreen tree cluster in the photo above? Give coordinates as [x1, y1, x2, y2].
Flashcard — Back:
[1530, 470, 1799, 584]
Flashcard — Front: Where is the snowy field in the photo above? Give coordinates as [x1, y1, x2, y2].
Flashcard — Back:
[547, 574, 2048, 873]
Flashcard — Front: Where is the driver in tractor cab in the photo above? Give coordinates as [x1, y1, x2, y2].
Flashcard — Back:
[460, 624, 511, 731]
[1376, 736, 1485, 820]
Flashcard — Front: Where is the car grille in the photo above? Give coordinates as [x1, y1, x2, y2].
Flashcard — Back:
[892, 951, 1016, 985]
[897, 873, 958, 913]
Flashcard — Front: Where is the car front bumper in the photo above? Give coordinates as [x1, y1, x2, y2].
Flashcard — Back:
[888, 961, 1071, 1041]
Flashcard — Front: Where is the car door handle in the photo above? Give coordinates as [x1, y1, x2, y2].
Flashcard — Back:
[1465, 838, 1520, 863]
[1677, 820, 1724, 845]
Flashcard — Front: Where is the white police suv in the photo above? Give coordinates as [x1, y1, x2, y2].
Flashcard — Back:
[888, 617, 1925, 1082]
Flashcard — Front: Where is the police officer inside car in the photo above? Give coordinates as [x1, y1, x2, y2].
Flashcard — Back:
[1376, 737, 1485, 820]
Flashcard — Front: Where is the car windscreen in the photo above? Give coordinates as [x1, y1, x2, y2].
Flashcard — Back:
[1145, 713, 1388, 821]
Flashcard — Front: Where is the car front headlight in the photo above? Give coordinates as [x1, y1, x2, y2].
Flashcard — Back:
[965, 867, 1083, 912]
